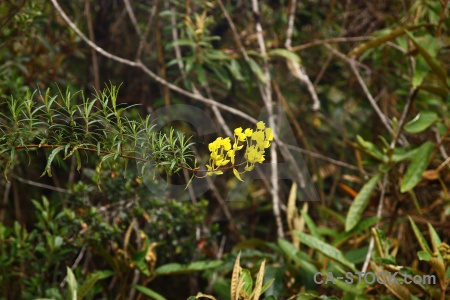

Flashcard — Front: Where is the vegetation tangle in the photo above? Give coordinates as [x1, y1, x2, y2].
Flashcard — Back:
[1, 0, 450, 299]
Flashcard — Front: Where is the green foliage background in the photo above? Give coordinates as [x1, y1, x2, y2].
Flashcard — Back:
[0, 0, 449, 299]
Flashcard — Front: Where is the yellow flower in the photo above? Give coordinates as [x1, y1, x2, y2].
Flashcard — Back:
[256, 121, 265, 130]
[246, 146, 259, 163]
[258, 154, 265, 163]
[238, 133, 246, 142]
[208, 141, 217, 152]
[205, 122, 274, 179]
[252, 131, 265, 150]
[265, 128, 274, 141]
[244, 164, 254, 171]
[227, 149, 235, 164]
[222, 137, 231, 150]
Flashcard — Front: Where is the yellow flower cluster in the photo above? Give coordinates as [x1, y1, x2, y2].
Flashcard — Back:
[206, 121, 274, 180]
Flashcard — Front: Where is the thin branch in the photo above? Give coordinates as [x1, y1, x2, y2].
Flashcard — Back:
[284, 0, 320, 111]
[285, 144, 367, 174]
[324, 44, 395, 136]
[349, 61, 393, 134]
[251, 0, 283, 238]
[291, 36, 372, 52]
[361, 172, 388, 273]
[1, 180, 12, 222]
[168, 3, 185, 72]
[361, 88, 416, 273]
[434, 129, 449, 160]
[123, 0, 141, 36]
[84, 0, 100, 91]
[216, 0, 251, 63]
[284, 0, 296, 49]
[437, 0, 449, 37]
[10, 173, 73, 194]
[136, 0, 159, 59]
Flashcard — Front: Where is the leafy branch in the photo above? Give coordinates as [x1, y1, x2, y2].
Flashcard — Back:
[0, 85, 196, 184]
[0, 85, 274, 187]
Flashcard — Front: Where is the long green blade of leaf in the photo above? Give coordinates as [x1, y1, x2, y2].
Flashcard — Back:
[295, 231, 357, 272]
[277, 238, 318, 274]
[400, 142, 435, 192]
[348, 23, 431, 58]
[345, 173, 382, 232]
[42, 146, 65, 177]
[404, 111, 438, 133]
[77, 270, 113, 300]
[66, 267, 77, 300]
[408, 217, 432, 254]
[133, 285, 167, 300]
[405, 30, 449, 88]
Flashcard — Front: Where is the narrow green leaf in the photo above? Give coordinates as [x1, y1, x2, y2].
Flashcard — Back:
[248, 58, 266, 83]
[73, 149, 81, 172]
[299, 210, 320, 239]
[277, 239, 318, 274]
[241, 268, 252, 296]
[419, 84, 449, 98]
[427, 222, 442, 253]
[268, 49, 301, 63]
[295, 232, 357, 272]
[345, 173, 382, 232]
[227, 60, 244, 81]
[333, 217, 379, 246]
[132, 250, 151, 276]
[404, 111, 438, 133]
[391, 146, 418, 163]
[154, 260, 222, 275]
[412, 55, 430, 88]
[211, 66, 231, 89]
[133, 285, 167, 300]
[348, 24, 431, 58]
[259, 278, 274, 296]
[408, 216, 432, 254]
[405, 31, 448, 87]
[233, 168, 244, 182]
[42, 146, 65, 177]
[417, 250, 432, 261]
[356, 136, 386, 161]
[400, 142, 435, 192]
[77, 270, 113, 300]
[66, 267, 77, 300]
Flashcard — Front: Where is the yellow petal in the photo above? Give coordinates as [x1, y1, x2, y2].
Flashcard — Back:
[265, 128, 274, 141]
[233, 168, 244, 182]
[256, 121, 265, 130]
[234, 127, 243, 135]
[252, 131, 265, 144]
[238, 133, 246, 142]
[222, 137, 231, 150]
[244, 128, 253, 137]
[244, 164, 254, 171]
